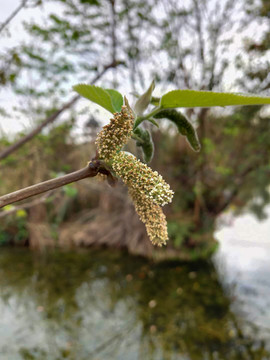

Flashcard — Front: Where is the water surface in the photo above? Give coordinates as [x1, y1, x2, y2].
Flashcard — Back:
[0, 246, 269, 360]
[215, 207, 270, 347]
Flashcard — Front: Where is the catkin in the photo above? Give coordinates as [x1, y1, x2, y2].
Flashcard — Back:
[128, 187, 168, 246]
[95, 103, 134, 161]
[95, 98, 173, 247]
[112, 151, 174, 206]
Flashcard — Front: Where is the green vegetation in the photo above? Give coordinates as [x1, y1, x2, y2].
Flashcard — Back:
[0, 0, 270, 259]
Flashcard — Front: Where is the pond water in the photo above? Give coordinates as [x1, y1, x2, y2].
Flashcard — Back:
[214, 207, 270, 352]
[0, 210, 270, 359]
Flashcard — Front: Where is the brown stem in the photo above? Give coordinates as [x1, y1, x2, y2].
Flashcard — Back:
[214, 165, 257, 215]
[0, 96, 79, 161]
[0, 61, 119, 161]
[0, 191, 54, 218]
[0, 162, 100, 208]
[193, 0, 205, 82]
[109, 0, 117, 65]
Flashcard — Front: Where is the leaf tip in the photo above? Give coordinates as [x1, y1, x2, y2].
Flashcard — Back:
[72, 83, 87, 91]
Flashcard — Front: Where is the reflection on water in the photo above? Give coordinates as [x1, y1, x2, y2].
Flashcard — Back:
[215, 207, 270, 347]
[0, 248, 269, 360]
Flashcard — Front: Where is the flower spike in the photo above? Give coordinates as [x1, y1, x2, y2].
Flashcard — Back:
[129, 187, 168, 246]
[95, 104, 134, 161]
[112, 151, 174, 206]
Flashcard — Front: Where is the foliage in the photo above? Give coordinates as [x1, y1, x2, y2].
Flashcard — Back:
[73, 84, 123, 113]
[160, 89, 270, 108]
[73, 82, 270, 162]
[71, 81, 270, 246]
[1, 0, 270, 256]
[0, 0, 248, 122]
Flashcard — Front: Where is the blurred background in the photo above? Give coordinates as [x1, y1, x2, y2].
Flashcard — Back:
[0, 0, 270, 358]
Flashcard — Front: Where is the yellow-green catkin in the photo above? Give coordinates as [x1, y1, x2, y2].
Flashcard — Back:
[112, 151, 174, 206]
[95, 98, 134, 161]
[128, 187, 168, 246]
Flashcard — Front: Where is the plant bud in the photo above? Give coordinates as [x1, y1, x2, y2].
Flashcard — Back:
[134, 80, 155, 116]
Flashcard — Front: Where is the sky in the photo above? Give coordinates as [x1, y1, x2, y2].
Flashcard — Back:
[1, 0, 21, 19]
[1, 0, 266, 136]
[0, 0, 54, 134]
[0, 0, 144, 136]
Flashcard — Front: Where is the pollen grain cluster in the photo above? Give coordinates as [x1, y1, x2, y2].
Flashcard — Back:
[128, 187, 168, 246]
[112, 151, 174, 206]
[95, 104, 134, 161]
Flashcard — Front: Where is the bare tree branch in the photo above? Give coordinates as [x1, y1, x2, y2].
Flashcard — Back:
[0, 0, 27, 34]
[0, 191, 54, 218]
[109, 0, 117, 66]
[0, 97, 78, 161]
[193, 0, 205, 85]
[0, 61, 120, 161]
[109, 0, 118, 87]
[215, 163, 270, 215]
[0, 161, 101, 208]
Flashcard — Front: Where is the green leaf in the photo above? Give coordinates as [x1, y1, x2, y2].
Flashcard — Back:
[105, 89, 123, 112]
[154, 109, 201, 152]
[133, 127, 154, 163]
[73, 84, 115, 113]
[160, 89, 270, 109]
[147, 118, 159, 128]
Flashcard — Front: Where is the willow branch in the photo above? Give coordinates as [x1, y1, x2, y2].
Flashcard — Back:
[0, 191, 54, 218]
[215, 163, 269, 215]
[109, 0, 117, 65]
[193, 0, 206, 85]
[0, 61, 120, 161]
[0, 162, 100, 208]
[0, 97, 78, 161]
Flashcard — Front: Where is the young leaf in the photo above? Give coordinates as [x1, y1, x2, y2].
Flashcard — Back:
[133, 127, 154, 163]
[151, 96, 160, 106]
[105, 89, 123, 112]
[160, 89, 270, 109]
[154, 109, 201, 152]
[132, 93, 159, 106]
[73, 84, 115, 113]
[134, 80, 155, 115]
[147, 118, 159, 128]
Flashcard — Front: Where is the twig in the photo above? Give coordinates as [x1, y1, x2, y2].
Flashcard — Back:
[0, 161, 101, 208]
[0, 97, 78, 161]
[0, 0, 27, 34]
[109, 0, 117, 66]
[0, 61, 120, 161]
[215, 165, 260, 215]
[0, 191, 54, 218]
[193, 0, 206, 85]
